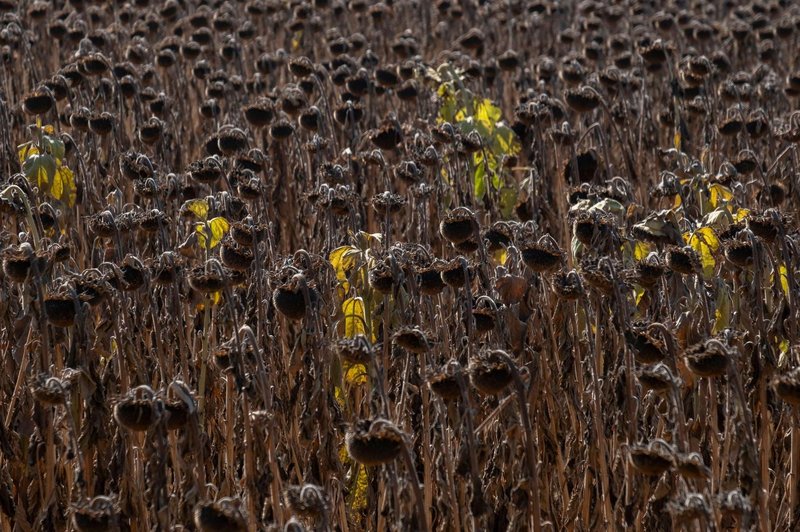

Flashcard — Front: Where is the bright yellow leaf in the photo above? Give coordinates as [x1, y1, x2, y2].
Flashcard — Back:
[182, 198, 210, 221]
[291, 30, 303, 51]
[776, 264, 790, 295]
[686, 226, 719, 278]
[343, 361, 368, 385]
[492, 248, 508, 265]
[330, 245, 358, 277]
[733, 208, 750, 222]
[708, 183, 733, 208]
[18, 143, 37, 164]
[51, 165, 76, 207]
[342, 297, 367, 338]
[339, 445, 369, 511]
[474, 98, 501, 132]
[195, 216, 229, 250]
[633, 241, 652, 261]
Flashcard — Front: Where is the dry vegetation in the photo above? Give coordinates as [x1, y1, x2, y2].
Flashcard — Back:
[2, 0, 800, 530]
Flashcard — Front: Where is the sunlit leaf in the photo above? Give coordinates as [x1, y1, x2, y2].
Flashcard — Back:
[475, 98, 501, 131]
[492, 248, 508, 265]
[354, 231, 382, 249]
[291, 30, 303, 51]
[634, 285, 646, 306]
[342, 297, 367, 338]
[330, 245, 359, 293]
[51, 165, 76, 207]
[686, 226, 719, 278]
[633, 241, 652, 261]
[708, 183, 733, 208]
[733, 207, 750, 222]
[343, 361, 368, 385]
[777, 263, 790, 295]
[195, 216, 229, 250]
[196, 290, 223, 311]
[18, 143, 37, 164]
[182, 198, 210, 221]
[351, 463, 368, 510]
[339, 445, 369, 511]
[779, 339, 790, 366]
[494, 124, 520, 156]
[673, 130, 681, 152]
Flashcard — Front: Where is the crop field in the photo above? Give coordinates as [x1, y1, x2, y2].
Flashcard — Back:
[1, 0, 800, 530]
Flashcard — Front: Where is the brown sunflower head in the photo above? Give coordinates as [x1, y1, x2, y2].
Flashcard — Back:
[194, 497, 247, 532]
[113, 385, 160, 432]
[629, 439, 674, 475]
[684, 338, 730, 378]
[72, 495, 118, 532]
[346, 418, 405, 466]
[470, 349, 515, 395]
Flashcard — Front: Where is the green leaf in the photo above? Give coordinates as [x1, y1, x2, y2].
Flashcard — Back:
[182, 198, 210, 221]
[23, 153, 56, 189]
[473, 152, 487, 199]
[589, 198, 625, 218]
[42, 135, 65, 162]
[195, 216, 229, 250]
[493, 124, 520, 156]
[498, 186, 518, 218]
[712, 282, 731, 334]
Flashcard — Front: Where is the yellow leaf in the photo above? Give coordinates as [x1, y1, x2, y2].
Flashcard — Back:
[342, 297, 367, 338]
[338, 445, 370, 510]
[733, 207, 750, 222]
[673, 130, 681, 151]
[474, 98, 501, 132]
[18, 143, 37, 164]
[330, 245, 359, 293]
[42, 124, 55, 135]
[686, 226, 719, 278]
[634, 286, 646, 307]
[343, 361, 368, 385]
[776, 264, 790, 295]
[51, 165, 76, 207]
[492, 248, 508, 265]
[182, 198, 210, 221]
[708, 183, 733, 208]
[633, 241, 652, 261]
[291, 30, 303, 51]
[196, 216, 229, 250]
[350, 463, 368, 510]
